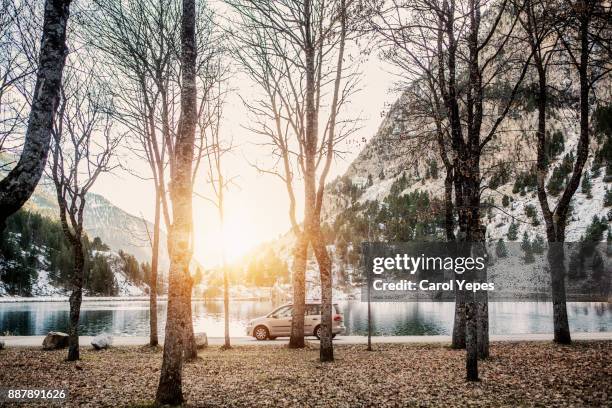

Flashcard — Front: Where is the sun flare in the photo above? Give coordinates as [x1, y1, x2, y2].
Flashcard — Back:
[220, 215, 258, 263]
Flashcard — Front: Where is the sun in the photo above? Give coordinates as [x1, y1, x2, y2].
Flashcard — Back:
[220, 214, 258, 263]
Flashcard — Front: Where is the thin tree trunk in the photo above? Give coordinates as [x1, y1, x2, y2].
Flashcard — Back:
[451, 170, 467, 350]
[312, 229, 334, 362]
[289, 233, 307, 348]
[444, 172, 455, 241]
[149, 188, 161, 347]
[67, 240, 84, 361]
[476, 246, 489, 359]
[156, 0, 197, 403]
[545, 8, 592, 345]
[223, 264, 230, 348]
[219, 184, 231, 349]
[0, 0, 72, 228]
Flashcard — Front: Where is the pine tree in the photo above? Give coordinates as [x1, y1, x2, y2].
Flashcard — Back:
[507, 221, 519, 241]
[532, 235, 545, 254]
[604, 187, 612, 207]
[502, 195, 510, 207]
[581, 171, 593, 198]
[524, 204, 537, 219]
[495, 239, 508, 258]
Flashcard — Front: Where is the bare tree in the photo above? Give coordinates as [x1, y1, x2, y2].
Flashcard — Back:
[228, 0, 358, 361]
[229, 12, 310, 348]
[87, 0, 180, 348]
[199, 75, 233, 349]
[88, 0, 222, 349]
[156, 0, 197, 403]
[0, 1, 40, 155]
[521, 0, 611, 344]
[369, 0, 534, 380]
[49, 59, 119, 361]
[0, 0, 72, 228]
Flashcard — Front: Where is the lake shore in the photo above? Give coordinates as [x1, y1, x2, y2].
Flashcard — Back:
[0, 341, 610, 407]
[3, 332, 612, 348]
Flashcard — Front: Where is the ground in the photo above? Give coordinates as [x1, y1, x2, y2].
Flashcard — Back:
[0, 341, 610, 407]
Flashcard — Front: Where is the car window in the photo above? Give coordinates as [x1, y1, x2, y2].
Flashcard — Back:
[305, 304, 320, 316]
[274, 305, 292, 318]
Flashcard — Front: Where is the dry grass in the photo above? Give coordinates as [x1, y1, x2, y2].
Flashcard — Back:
[0, 341, 610, 407]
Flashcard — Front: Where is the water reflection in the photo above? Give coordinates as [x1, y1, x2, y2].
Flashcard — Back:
[0, 300, 610, 337]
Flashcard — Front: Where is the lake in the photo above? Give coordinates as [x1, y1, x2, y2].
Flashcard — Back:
[1, 300, 611, 337]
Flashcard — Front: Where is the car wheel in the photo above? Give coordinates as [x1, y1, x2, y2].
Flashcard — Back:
[314, 325, 321, 339]
[254, 326, 269, 341]
[332, 334, 337, 339]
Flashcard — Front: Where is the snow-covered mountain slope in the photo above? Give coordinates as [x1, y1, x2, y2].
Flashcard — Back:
[0, 236, 146, 298]
[322, 97, 611, 244]
[252, 77, 611, 295]
[0, 153, 168, 267]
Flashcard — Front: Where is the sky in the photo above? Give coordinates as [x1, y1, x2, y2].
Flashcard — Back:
[91, 10, 400, 267]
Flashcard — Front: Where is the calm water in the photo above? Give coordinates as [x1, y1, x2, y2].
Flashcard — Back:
[0, 300, 611, 337]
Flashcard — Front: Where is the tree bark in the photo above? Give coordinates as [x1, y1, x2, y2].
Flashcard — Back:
[289, 233, 308, 348]
[149, 188, 161, 347]
[548, 244, 571, 343]
[444, 172, 455, 242]
[312, 228, 334, 362]
[183, 275, 197, 360]
[452, 288, 466, 349]
[454, 154, 482, 380]
[67, 239, 84, 361]
[0, 0, 71, 228]
[476, 246, 489, 359]
[156, 0, 197, 403]
[465, 293, 478, 381]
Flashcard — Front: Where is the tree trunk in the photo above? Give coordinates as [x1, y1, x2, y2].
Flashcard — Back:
[444, 172, 455, 241]
[0, 0, 72, 228]
[289, 233, 308, 348]
[312, 229, 334, 362]
[465, 295, 478, 381]
[156, 0, 197, 403]
[548, 244, 571, 343]
[183, 276, 197, 360]
[452, 288, 466, 349]
[451, 168, 468, 351]
[454, 154, 482, 380]
[476, 247, 489, 359]
[67, 239, 84, 361]
[223, 264, 231, 348]
[149, 188, 161, 347]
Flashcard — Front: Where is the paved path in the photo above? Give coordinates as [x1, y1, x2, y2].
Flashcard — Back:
[2, 332, 612, 348]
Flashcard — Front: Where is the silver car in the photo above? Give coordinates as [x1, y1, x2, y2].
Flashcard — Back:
[246, 303, 346, 340]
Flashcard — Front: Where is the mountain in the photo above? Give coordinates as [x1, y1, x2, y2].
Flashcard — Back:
[249, 65, 611, 295]
[0, 152, 168, 268]
[0, 210, 149, 297]
[323, 89, 612, 244]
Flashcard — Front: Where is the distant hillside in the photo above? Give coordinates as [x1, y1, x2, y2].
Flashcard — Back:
[252, 53, 612, 295]
[0, 210, 149, 297]
[0, 152, 168, 268]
